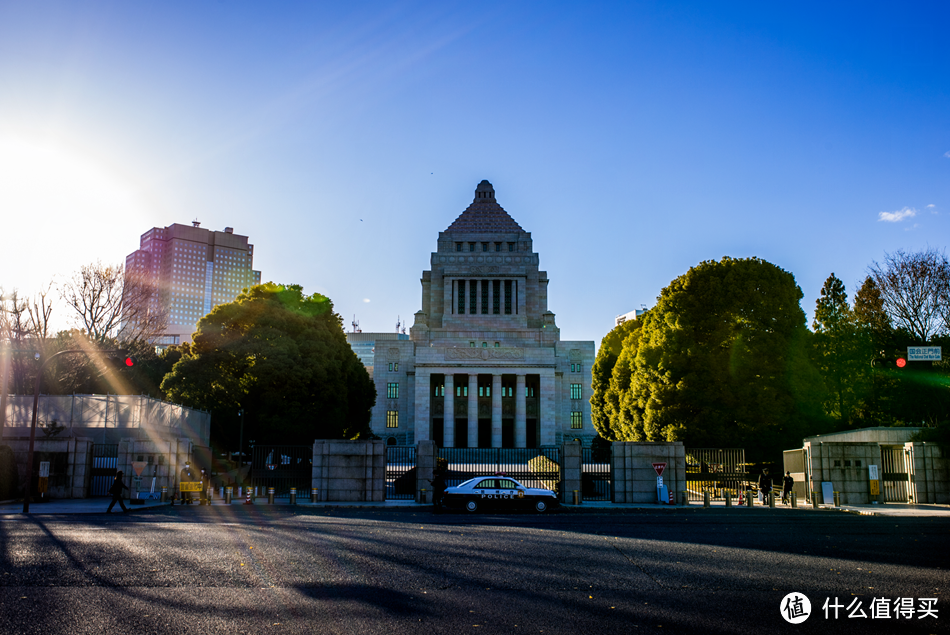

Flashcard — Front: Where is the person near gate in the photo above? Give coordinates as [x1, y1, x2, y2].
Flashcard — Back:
[782, 471, 794, 505]
[106, 471, 129, 513]
[758, 468, 772, 505]
[428, 465, 447, 510]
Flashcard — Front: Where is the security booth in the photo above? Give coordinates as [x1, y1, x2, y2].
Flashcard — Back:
[785, 427, 950, 505]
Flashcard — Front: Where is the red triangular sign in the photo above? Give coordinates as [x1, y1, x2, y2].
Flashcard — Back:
[652, 462, 666, 477]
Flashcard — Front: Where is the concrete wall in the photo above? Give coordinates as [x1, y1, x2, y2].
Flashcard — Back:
[312, 440, 385, 502]
[415, 440, 436, 504]
[117, 437, 195, 499]
[906, 442, 950, 505]
[4, 436, 94, 499]
[805, 441, 882, 505]
[610, 442, 685, 504]
[804, 427, 921, 445]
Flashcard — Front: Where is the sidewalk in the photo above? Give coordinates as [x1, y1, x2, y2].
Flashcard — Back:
[2, 497, 948, 517]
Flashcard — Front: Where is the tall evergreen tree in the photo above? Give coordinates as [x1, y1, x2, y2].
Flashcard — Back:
[812, 273, 866, 427]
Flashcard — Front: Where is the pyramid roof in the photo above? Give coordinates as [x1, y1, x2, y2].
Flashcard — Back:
[444, 180, 523, 234]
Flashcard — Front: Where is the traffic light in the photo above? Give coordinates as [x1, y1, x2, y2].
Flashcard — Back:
[107, 351, 136, 369]
[872, 351, 906, 368]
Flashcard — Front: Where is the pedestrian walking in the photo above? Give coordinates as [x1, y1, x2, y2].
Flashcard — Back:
[107, 471, 129, 513]
[758, 468, 772, 505]
[428, 465, 446, 510]
[782, 471, 794, 505]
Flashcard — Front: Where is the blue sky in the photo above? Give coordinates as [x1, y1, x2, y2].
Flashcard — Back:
[1, 1, 947, 346]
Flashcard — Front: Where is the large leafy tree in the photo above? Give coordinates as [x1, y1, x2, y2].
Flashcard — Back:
[592, 257, 826, 460]
[590, 318, 640, 441]
[162, 283, 375, 446]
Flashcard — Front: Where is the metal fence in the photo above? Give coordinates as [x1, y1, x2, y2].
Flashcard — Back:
[90, 444, 118, 497]
[438, 447, 561, 493]
[581, 448, 611, 501]
[250, 445, 313, 499]
[881, 446, 909, 503]
[685, 448, 748, 502]
[386, 446, 417, 500]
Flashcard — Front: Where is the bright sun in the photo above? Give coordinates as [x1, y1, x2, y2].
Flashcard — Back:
[0, 136, 150, 299]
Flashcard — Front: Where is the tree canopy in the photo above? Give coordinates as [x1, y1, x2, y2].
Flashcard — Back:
[591, 257, 826, 460]
[161, 283, 375, 446]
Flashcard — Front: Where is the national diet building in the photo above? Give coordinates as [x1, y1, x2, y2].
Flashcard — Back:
[362, 180, 595, 448]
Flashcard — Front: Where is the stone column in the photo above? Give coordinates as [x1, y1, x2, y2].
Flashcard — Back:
[491, 373, 502, 448]
[515, 374, 526, 448]
[467, 373, 479, 448]
[444, 373, 455, 448]
[540, 371, 556, 446]
[414, 368, 431, 442]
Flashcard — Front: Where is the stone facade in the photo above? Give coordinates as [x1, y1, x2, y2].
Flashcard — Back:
[363, 181, 595, 448]
[311, 439, 386, 502]
[610, 442, 686, 504]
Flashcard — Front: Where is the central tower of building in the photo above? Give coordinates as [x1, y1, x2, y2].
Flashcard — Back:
[362, 180, 594, 448]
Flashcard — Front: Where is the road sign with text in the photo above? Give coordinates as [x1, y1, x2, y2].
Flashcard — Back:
[652, 462, 666, 477]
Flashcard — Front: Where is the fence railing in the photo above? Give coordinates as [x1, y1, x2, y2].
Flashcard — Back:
[251, 445, 312, 498]
[581, 448, 611, 501]
[438, 447, 561, 493]
[685, 448, 748, 502]
[386, 446, 417, 500]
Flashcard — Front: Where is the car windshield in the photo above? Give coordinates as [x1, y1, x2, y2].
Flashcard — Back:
[455, 478, 479, 488]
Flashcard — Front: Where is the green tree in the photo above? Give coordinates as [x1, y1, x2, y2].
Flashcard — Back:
[161, 283, 375, 446]
[812, 273, 866, 427]
[607, 257, 825, 461]
[590, 318, 639, 441]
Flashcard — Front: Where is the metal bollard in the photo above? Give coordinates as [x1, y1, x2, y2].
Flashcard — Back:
[311, 487, 318, 504]
[746, 489, 754, 507]
[725, 491, 732, 507]
[225, 487, 232, 504]
[572, 490, 580, 505]
[834, 491, 841, 507]
[791, 492, 798, 508]
[267, 487, 275, 504]
[290, 488, 297, 505]
[768, 492, 775, 508]
[161, 486, 168, 502]
[812, 492, 819, 508]
[703, 491, 710, 508]
[207, 487, 214, 504]
[680, 491, 689, 506]
[237, 486, 241, 498]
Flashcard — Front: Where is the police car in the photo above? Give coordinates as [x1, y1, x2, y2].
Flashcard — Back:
[442, 475, 559, 513]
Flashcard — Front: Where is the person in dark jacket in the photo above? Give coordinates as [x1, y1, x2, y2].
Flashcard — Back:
[107, 471, 129, 513]
[428, 466, 446, 510]
[758, 468, 772, 505]
[782, 471, 794, 505]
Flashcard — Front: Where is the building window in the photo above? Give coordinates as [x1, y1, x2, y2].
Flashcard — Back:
[456, 243, 462, 252]
[508, 242, 515, 252]
[571, 384, 582, 400]
[387, 411, 399, 428]
[470, 341, 475, 347]
[492, 280, 500, 314]
[482, 342, 487, 347]
[481, 280, 489, 314]
[571, 412, 583, 429]
[494, 342, 500, 347]
[469, 280, 477, 314]
[456, 386, 468, 397]
[482, 242, 488, 252]
[388, 362, 393, 372]
[434, 385, 444, 397]
[504, 280, 512, 314]
[388, 362, 398, 372]
[495, 242, 502, 252]
[526, 386, 535, 397]
[458, 280, 465, 314]
[469, 242, 476, 252]
[387, 383, 399, 399]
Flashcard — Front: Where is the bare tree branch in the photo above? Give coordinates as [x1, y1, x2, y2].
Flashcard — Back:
[868, 248, 950, 342]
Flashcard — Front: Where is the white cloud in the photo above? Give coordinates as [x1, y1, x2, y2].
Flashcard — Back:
[945, 151, 950, 158]
[363, 298, 371, 303]
[878, 207, 917, 222]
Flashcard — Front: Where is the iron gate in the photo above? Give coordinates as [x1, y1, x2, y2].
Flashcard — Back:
[386, 446, 417, 500]
[685, 448, 748, 502]
[438, 447, 561, 493]
[581, 447, 611, 501]
[251, 445, 312, 499]
[881, 446, 910, 503]
[90, 444, 118, 497]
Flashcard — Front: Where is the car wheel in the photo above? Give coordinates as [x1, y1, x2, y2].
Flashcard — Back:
[465, 498, 479, 513]
[534, 499, 548, 513]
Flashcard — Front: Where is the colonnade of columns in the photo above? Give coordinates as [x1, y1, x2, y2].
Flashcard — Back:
[415, 368, 548, 448]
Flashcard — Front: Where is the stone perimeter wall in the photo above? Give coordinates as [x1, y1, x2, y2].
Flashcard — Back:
[610, 442, 686, 504]
[312, 439, 386, 502]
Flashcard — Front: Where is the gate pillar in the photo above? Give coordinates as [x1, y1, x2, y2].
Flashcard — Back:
[416, 440, 436, 504]
[560, 439, 581, 504]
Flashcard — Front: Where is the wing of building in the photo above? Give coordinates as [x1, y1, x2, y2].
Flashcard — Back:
[350, 180, 595, 448]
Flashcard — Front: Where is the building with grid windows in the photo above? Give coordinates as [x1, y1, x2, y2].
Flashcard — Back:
[359, 180, 595, 448]
[125, 222, 261, 346]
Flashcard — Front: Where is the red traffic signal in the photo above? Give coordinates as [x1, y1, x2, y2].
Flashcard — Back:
[896, 358, 906, 368]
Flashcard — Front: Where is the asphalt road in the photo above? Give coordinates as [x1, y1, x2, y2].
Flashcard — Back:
[0, 507, 946, 634]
